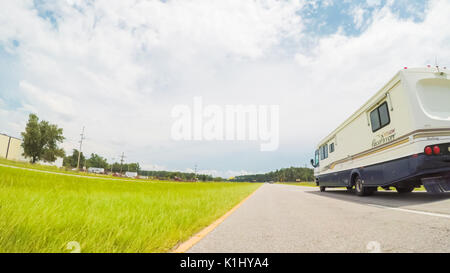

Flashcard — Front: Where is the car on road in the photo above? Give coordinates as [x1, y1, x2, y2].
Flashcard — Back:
[311, 66, 450, 196]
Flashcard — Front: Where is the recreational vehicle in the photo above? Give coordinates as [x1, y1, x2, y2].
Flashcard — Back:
[311, 67, 450, 196]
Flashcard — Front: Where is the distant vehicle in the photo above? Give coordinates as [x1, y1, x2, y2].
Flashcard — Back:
[88, 167, 105, 174]
[125, 172, 138, 178]
[311, 67, 450, 196]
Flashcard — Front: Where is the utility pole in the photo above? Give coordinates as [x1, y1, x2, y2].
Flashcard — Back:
[194, 164, 198, 181]
[76, 126, 85, 171]
[119, 152, 126, 174]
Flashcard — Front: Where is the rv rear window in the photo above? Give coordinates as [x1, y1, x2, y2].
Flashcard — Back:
[370, 102, 390, 132]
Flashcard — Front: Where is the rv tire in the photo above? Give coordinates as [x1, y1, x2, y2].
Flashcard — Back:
[320, 186, 326, 192]
[354, 176, 373, 196]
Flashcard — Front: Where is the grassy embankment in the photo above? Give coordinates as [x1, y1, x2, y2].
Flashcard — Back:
[0, 164, 260, 253]
[0, 158, 122, 179]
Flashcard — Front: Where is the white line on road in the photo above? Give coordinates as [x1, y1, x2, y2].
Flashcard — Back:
[368, 204, 450, 219]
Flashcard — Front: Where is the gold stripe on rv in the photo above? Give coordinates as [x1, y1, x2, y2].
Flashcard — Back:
[327, 128, 450, 170]
[328, 138, 409, 170]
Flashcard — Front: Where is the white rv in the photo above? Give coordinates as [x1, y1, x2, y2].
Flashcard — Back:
[311, 67, 450, 196]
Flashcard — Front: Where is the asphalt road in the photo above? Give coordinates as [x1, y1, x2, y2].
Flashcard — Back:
[188, 184, 450, 253]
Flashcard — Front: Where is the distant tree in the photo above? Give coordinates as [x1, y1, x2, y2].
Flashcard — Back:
[63, 149, 85, 168]
[86, 153, 108, 169]
[21, 114, 65, 163]
[127, 162, 140, 172]
[232, 167, 314, 182]
[111, 162, 121, 173]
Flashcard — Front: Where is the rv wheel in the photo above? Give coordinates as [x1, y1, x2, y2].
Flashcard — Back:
[320, 186, 326, 192]
[355, 176, 373, 196]
[396, 186, 414, 194]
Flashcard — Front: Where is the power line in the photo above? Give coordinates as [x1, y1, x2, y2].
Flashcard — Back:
[76, 126, 85, 171]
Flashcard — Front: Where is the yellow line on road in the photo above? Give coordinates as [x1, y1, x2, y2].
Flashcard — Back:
[171, 186, 260, 253]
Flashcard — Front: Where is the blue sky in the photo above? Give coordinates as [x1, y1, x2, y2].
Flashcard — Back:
[300, 0, 427, 36]
[1, 0, 448, 177]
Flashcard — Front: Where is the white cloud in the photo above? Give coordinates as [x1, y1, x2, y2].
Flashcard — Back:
[350, 6, 367, 29]
[1, 0, 450, 175]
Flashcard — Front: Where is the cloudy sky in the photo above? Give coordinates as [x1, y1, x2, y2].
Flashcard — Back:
[1, 0, 450, 177]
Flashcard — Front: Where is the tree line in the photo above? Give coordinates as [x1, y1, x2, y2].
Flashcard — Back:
[61, 149, 224, 180]
[20, 114, 226, 180]
[20, 114, 312, 182]
[231, 167, 314, 182]
[139, 170, 223, 182]
[62, 149, 141, 172]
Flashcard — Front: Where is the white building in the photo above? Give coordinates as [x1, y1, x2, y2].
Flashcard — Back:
[0, 133, 63, 167]
[125, 172, 138, 178]
[88, 167, 105, 174]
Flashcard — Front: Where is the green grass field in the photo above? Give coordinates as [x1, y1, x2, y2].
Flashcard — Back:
[0, 165, 260, 253]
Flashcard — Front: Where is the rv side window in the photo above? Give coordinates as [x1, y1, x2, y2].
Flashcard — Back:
[319, 145, 328, 160]
[370, 109, 381, 132]
[370, 102, 390, 132]
[329, 143, 335, 153]
[315, 150, 319, 165]
[378, 102, 390, 127]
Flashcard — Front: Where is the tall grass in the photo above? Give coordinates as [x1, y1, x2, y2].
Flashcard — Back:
[0, 166, 260, 253]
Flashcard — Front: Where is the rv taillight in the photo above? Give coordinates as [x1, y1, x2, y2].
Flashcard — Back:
[433, 146, 441, 155]
[404, 67, 408, 69]
[424, 146, 433, 155]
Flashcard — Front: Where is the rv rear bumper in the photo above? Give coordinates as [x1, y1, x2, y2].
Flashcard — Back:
[395, 153, 450, 193]
[421, 174, 450, 193]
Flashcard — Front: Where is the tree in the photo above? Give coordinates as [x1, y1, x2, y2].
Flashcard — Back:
[86, 153, 108, 169]
[21, 114, 65, 163]
[127, 162, 140, 172]
[232, 167, 314, 182]
[63, 149, 85, 168]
